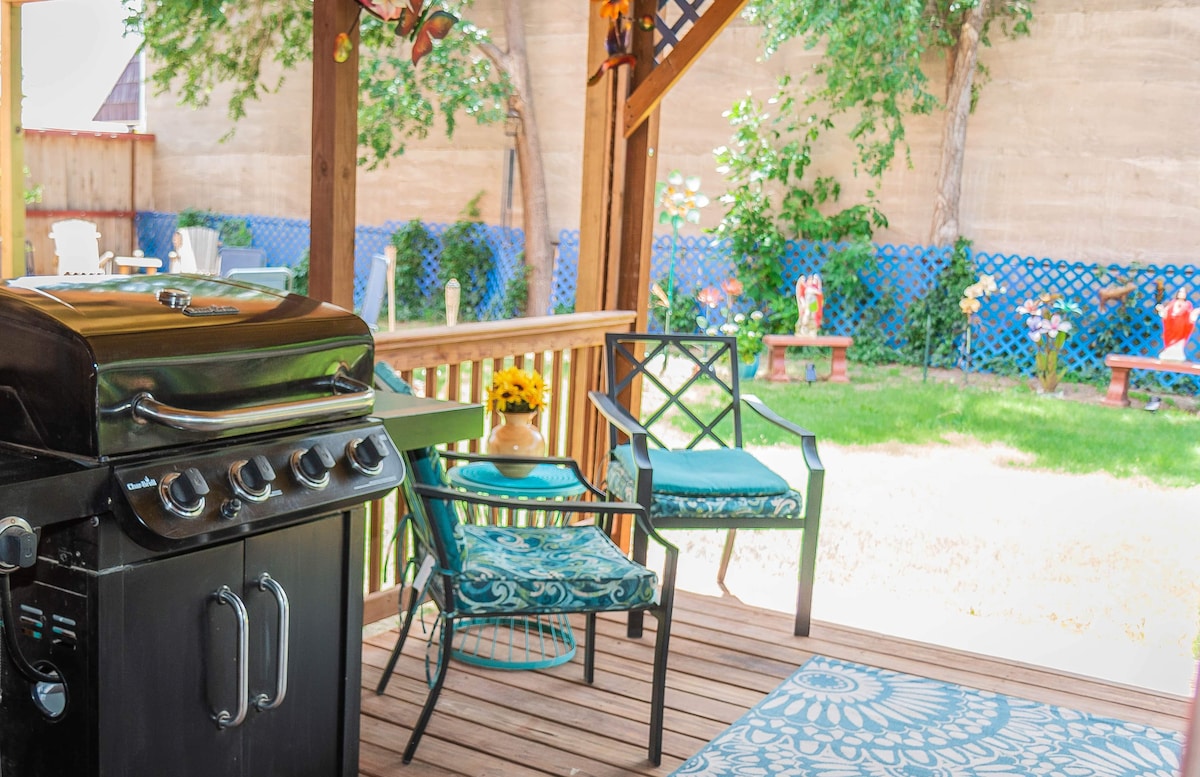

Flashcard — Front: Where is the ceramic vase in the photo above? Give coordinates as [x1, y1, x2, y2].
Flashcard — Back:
[486, 411, 545, 478]
[738, 354, 760, 381]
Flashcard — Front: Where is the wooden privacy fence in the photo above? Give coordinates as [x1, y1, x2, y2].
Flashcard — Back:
[23, 130, 154, 274]
[361, 311, 637, 624]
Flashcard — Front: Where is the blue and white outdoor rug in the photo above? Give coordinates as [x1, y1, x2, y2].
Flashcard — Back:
[671, 655, 1184, 776]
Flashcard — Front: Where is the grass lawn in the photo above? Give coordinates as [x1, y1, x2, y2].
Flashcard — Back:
[738, 363, 1200, 488]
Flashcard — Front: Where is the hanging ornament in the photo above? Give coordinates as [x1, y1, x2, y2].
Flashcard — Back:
[333, 32, 354, 63]
[355, 0, 458, 66]
[588, 0, 640, 86]
[337, 1, 458, 65]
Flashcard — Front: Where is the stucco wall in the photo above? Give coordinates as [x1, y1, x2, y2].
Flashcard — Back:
[146, 0, 1200, 266]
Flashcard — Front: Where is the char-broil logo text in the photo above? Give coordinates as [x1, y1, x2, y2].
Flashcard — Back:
[126, 476, 158, 491]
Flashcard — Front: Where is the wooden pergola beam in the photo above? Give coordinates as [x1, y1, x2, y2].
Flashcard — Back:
[0, 0, 34, 279]
[623, 0, 748, 138]
[308, 0, 359, 310]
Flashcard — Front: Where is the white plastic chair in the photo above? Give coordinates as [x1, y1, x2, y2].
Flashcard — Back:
[49, 219, 114, 275]
[169, 226, 220, 274]
[359, 253, 390, 331]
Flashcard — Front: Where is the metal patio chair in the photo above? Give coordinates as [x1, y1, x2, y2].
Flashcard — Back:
[372, 368, 678, 765]
[590, 332, 825, 637]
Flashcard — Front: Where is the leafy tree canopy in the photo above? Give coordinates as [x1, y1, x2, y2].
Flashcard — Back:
[744, 0, 1034, 178]
[123, 0, 512, 168]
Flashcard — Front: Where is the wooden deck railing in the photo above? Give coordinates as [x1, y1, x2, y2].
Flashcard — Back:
[362, 311, 636, 623]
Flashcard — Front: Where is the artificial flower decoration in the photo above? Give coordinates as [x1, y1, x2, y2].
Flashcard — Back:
[337, 0, 458, 65]
[596, 0, 629, 20]
[1017, 292, 1082, 393]
[654, 170, 710, 333]
[958, 273, 1004, 379]
[657, 171, 710, 227]
[587, 0, 651, 86]
[697, 286, 722, 310]
[487, 366, 547, 415]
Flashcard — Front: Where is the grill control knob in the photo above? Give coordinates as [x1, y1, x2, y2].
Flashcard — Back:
[291, 443, 335, 489]
[161, 468, 209, 518]
[0, 517, 37, 572]
[229, 455, 276, 502]
[346, 433, 390, 476]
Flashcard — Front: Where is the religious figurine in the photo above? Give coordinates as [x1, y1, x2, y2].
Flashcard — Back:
[1155, 287, 1200, 361]
[795, 274, 824, 336]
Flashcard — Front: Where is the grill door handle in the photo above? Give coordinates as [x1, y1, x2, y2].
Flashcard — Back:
[212, 586, 250, 730]
[253, 573, 290, 712]
[130, 379, 374, 434]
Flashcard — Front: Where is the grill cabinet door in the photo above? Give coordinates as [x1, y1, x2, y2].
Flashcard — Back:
[242, 516, 348, 777]
[103, 541, 245, 777]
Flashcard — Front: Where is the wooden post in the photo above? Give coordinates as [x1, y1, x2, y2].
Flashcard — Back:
[385, 243, 396, 332]
[0, 1, 25, 279]
[309, 0, 360, 309]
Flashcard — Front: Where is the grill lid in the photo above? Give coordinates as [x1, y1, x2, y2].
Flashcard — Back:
[0, 274, 376, 460]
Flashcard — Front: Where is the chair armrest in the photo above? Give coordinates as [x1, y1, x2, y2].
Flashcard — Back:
[440, 450, 605, 498]
[99, 251, 115, 272]
[742, 394, 825, 476]
[412, 483, 679, 559]
[588, 390, 654, 503]
[588, 390, 649, 439]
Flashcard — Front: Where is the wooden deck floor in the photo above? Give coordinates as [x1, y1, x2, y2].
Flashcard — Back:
[358, 589, 1192, 776]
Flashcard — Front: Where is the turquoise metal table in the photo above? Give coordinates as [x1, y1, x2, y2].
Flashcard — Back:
[447, 461, 589, 500]
[444, 460, 590, 670]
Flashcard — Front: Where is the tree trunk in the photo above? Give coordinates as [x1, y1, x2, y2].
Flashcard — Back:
[500, 0, 553, 316]
[929, 1, 986, 248]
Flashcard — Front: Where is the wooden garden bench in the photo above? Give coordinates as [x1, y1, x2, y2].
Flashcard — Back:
[1101, 354, 1200, 407]
[763, 334, 854, 383]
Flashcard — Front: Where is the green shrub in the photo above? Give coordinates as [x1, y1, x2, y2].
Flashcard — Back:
[391, 220, 438, 320]
[219, 218, 253, 247]
[177, 207, 215, 229]
[291, 249, 309, 296]
[437, 193, 494, 323]
[901, 237, 976, 367]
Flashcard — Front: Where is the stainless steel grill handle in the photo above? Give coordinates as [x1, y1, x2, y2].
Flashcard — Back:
[131, 378, 374, 434]
[212, 586, 250, 730]
[253, 573, 290, 712]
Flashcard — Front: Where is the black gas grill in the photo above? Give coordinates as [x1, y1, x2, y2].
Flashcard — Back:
[0, 274, 405, 777]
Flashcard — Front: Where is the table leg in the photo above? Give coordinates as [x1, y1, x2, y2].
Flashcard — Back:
[768, 346, 788, 382]
[829, 347, 850, 383]
[1102, 366, 1132, 407]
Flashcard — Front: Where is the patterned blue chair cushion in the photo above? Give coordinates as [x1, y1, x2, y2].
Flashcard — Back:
[609, 445, 804, 520]
[455, 524, 659, 615]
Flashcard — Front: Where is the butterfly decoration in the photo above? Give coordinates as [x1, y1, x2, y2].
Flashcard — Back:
[335, 0, 458, 66]
[587, 0, 653, 86]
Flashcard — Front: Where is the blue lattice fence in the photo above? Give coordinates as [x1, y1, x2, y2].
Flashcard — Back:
[135, 211, 1198, 395]
[553, 230, 580, 313]
[635, 232, 1197, 394]
[138, 212, 523, 317]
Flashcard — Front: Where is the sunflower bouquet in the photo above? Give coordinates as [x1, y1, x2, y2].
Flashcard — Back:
[486, 366, 547, 415]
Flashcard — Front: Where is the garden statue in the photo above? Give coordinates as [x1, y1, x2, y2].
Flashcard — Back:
[1155, 286, 1199, 361]
[795, 274, 824, 336]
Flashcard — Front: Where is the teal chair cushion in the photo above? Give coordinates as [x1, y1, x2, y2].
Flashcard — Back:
[608, 445, 804, 520]
[455, 525, 659, 615]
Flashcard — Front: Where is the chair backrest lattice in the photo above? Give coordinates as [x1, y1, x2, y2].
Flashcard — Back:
[49, 219, 110, 275]
[606, 333, 743, 452]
